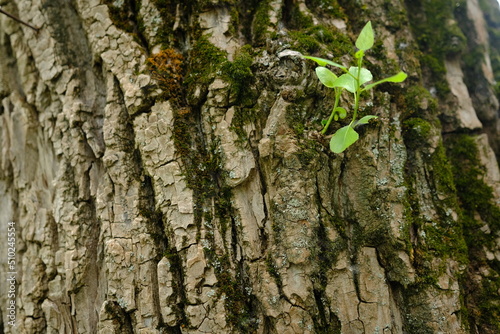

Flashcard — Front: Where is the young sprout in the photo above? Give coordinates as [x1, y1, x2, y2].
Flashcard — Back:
[303, 22, 407, 153]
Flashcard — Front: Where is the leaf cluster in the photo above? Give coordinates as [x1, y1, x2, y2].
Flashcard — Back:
[303, 22, 407, 153]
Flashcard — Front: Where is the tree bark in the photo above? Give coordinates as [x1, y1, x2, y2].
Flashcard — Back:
[1, 0, 500, 333]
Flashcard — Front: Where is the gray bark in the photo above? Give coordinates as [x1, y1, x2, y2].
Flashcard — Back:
[1, 0, 500, 333]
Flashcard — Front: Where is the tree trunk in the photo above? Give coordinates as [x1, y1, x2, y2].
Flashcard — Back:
[1, 0, 500, 333]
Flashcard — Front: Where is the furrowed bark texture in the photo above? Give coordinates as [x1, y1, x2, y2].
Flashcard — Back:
[1, 0, 500, 333]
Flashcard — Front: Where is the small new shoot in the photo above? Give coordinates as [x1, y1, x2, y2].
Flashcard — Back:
[303, 21, 407, 153]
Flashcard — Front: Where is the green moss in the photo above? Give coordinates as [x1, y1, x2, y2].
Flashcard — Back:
[184, 36, 227, 90]
[402, 118, 433, 149]
[218, 46, 259, 142]
[479, 0, 500, 85]
[421, 54, 450, 97]
[326, 30, 352, 56]
[270, 215, 284, 242]
[401, 132, 478, 330]
[305, 0, 345, 19]
[286, 103, 307, 136]
[215, 256, 258, 332]
[150, 0, 180, 47]
[170, 106, 228, 244]
[416, 142, 467, 264]
[314, 219, 346, 276]
[281, 98, 326, 164]
[227, 5, 240, 36]
[105, 0, 140, 34]
[403, 313, 435, 334]
[329, 215, 346, 238]
[476, 275, 500, 332]
[382, 0, 407, 31]
[195, 0, 236, 10]
[285, 0, 350, 56]
[425, 221, 467, 263]
[402, 85, 438, 119]
[171, 107, 192, 158]
[161, 248, 188, 324]
[265, 254, 283, 289]
[105, 0, 149, 49]
[289, 31, 321, 54]
[353, 210, 413, 285]
[312, 214, 347, 334]
[229, 106, 258, 144]
[446, 135, 500, 228]
[173, 115, 256, 331]
[170, 74, 255, 330]
[335, 0, 364, 26]
[443, 134, 500, 332]
[220, 45, 255, 104]
[308, 25, 335, 44]
[410, 0, 467, 57]
[428, 144, 459, 214]
[289, 25, 351, 56]
[251, 0, 272, 45]
[152, 1, 239, 47]
[406, 0, 468, 97]
[184, 39, 257, 109]
[285, 2, 314, 30]
[399, 214, 461, 332]
[163, 38, 250, 271]
[369, 40, 388, 67]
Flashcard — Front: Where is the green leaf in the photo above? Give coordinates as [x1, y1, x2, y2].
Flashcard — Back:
[363, 71, 407, 91]
[330, 125, 359, 153]
[355, 50, 364, 59]
[354, 115, 378, 127]
[335, 73, 356, 93]
[315, 67, 338, 88]
[355, 21, 374, 51]
[302, 56, 347, 70]
[333, 107, 347, 120]
[349, 67, 373, 85]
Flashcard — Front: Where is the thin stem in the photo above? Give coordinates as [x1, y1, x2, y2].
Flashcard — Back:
[351, 92, 360, 127]
[350, 55, 363, 125]
[321, 88, 341, 135]
[0, 7, 40, 31]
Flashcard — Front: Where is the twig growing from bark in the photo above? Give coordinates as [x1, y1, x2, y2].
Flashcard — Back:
[0, 7, 40, 32]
